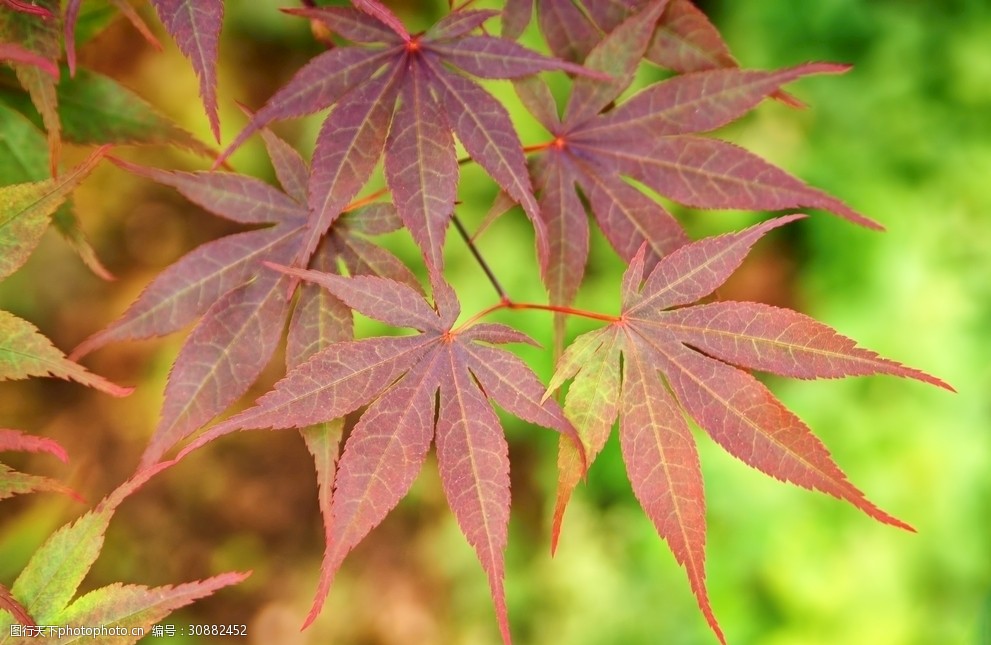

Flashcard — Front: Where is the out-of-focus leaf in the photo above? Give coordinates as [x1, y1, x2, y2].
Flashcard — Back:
[0, 0, 61, 171]
[0, 467, 247, 638]
[0, 430, 78, 503]
[0, 147, 108, 282]
[0, 309, 130, 397]
[0, 104, 111, 278]
[0, 43, 57, 78]
[65, 0, 162, 75]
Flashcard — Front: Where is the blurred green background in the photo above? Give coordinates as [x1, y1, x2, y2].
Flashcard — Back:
[1, 1, 988, 643]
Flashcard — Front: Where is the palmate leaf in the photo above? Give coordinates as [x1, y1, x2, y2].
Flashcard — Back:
[528, 0, 797, 107]
[217, 6, 601, 273]
[546, 216, 951, 644]
[73, 132, 416, 469]
[518, 0, 876, 306]
[175, 270, 582, 645]
[0, 464, 247, 642]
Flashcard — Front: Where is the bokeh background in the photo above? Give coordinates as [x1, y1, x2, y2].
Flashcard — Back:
[1, 1, 988, 643]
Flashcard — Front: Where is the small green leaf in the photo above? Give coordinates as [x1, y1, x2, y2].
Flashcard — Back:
[0, 309, 131, 397]
[52, 573, 249, 644]
[0, 68, 211, 155]
[0, 147, 107, 282]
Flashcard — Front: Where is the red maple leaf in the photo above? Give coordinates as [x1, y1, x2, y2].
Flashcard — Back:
[215, 5, 602, 274]
[176, 269, 583, 644]
[517, 0, 878, 307]
[73, 132, 416, 470]
[544, 215, 952, 643]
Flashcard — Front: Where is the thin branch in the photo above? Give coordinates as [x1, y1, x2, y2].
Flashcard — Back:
[455, 299, 622, 333]
[451, 213, 507, 300]
[344, 187, 390, 212]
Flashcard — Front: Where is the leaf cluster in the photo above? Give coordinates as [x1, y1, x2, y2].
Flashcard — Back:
[0, 1, 952, 643]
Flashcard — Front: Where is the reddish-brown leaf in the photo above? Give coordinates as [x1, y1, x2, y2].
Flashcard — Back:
[425, 59, 549, 267]
[175, 272, 581, 644]
[435, 344, 512, 645]
[620, 331, 722, 643]
[647, 0, 736, 73]
[304, 59, 404, 269]
[150, 0, 224, 140]
[549, 218, 950, 644]
[140, 272, 292, 468]
[281, 6, 402, 44]
[0, 429, 68, 462]
[260, 128, 309, 204]
[351, 0, 410, 42]
[534, 152, 587, 306]
[220, 6, 593, 272]
[523, 17, 874, 300]
[216, 47, 397, 167]
[426, 10, 500, 41]
[585, 135, 881, 230]
[305, 352, 441, 627]
[577, 63, 849, 141]
[80, 139, 415, 472]
[383, 62, 458, 270]
[535, 0, 600, 63]
[563, 0, 669, 126]
[501, 0, 533, 40]
[658, 302, 952, 388]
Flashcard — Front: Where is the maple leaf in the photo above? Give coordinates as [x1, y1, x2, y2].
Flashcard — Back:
[73, 132, 416, 469]
[173, 269, 582, 644]
[523, 0, 800, 107]
[0, 462, 248, 641]
[0, 145, 109, 282]
[216, 5, 600, 274]
[517, 0, 879, 307]
[0, 428, 80, 502]
[545, 215, 952, 644]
